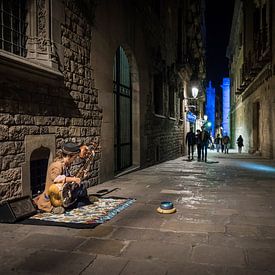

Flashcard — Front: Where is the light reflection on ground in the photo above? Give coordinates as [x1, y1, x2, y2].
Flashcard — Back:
[237, 162, 275, 173]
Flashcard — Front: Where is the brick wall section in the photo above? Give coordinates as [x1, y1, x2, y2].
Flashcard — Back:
[0, 0, 102, 201]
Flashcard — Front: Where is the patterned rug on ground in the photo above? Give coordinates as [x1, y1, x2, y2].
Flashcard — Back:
[22, 197, 135, 228]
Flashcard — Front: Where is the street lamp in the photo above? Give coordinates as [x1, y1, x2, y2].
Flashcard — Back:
[191, 87, 199, 99]
[184, 87, 199, 111]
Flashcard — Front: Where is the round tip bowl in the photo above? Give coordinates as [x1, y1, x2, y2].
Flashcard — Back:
[157, 201, 176, 214]
[160, 201, 174, 210]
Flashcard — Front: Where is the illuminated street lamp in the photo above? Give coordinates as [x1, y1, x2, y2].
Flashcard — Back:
[191, 87, 199, 99]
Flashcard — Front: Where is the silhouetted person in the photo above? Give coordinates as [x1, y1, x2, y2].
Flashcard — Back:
[222, 134, 230, 154]
[201, 126, 211, 162]
[196, 129, 202, 161]
[214, 134, 222, 152]
[237, 135, 244, 153]
[186, 128, 196, 160]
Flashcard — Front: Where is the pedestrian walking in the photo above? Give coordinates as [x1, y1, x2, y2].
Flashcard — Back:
[195, 129, 202, 161]
[237, 135, 244, 153]
[201, 126, 211, 162]
[222, 134, 230, 154]
[186, 127, 196, 160]
[214, 134, 222, 152]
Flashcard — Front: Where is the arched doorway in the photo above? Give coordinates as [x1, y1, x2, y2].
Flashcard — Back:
[113, 46, 132, 173]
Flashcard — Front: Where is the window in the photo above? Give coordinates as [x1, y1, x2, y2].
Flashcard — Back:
[179, 97, 184, 119]
[153, 74, 163, 115]
[168, 85, 175, 117]
[0, 0, 27, 57]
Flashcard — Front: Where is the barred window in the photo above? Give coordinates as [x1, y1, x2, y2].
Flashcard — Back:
[0, 0, 27, 57]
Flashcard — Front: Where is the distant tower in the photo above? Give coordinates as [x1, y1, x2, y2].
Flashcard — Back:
[221, 78, 230, 136]
[205, 81, 215, 137]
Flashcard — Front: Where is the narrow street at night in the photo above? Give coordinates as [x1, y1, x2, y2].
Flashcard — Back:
[1, 152, 275, 275]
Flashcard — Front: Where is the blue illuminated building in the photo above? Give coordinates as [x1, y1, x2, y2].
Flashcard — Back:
[221, 78, 230, 136]
[205, 81, 215, 137]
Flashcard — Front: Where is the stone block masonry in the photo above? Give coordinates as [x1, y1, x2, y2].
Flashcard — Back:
[0, 0, 102, 201]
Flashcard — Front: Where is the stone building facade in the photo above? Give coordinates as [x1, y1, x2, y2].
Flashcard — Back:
[0, 0, 205, 202]
[227, 0, 275, 158]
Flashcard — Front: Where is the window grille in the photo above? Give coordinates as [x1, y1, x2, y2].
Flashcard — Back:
[30, 159, 48, 197]
[0, 0, 27, 57]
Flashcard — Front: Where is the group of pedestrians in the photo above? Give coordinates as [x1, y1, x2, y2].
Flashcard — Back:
[214, 134, 230, 154]
[186, 127, 245, 162]
[214, 134, 244, 153]
[186, 127, 211, 162]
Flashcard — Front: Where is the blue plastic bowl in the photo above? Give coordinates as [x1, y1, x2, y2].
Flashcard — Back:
[160, 201, 174, 210]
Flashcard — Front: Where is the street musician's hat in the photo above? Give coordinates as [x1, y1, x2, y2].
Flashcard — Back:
[62, 142, 80, 155]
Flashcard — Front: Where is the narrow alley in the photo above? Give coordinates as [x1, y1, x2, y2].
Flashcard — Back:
[1, 151, 275, 274]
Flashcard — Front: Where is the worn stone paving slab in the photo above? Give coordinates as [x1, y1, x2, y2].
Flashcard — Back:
[120, 259, 168, 275]
[77, 238, 127, 256]
[0, 231, 29, 248]
[111, 227, 208, 245]
[17, 233, 87, 251]
[166, 262, 225, 275]
[1, 247, 37, 274]
[246, 248, 275, 272]
[81, 255, 128, 275]
[111, 216, 164, 229]
[230, 215, 275, 226]
[13, 250, 96, 274]
[121, 240, 192, 263]
[192, 244, 246, 267]
[258, 225, 275, 239]
[224, 267, 274, 275]
[14, 223, 79, 237]
[76, 225, 114, 238]
[161, 219, 225, 233]
[208, 232, 275, 249]
[225, 224, 260, 238]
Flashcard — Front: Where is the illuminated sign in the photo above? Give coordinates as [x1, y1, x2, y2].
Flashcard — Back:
[186, 111, 196, 123]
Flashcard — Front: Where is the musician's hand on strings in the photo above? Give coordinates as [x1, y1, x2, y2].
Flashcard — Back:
[62, 176, 81, 185]
[79, 145, 89, 159]
[82, 169, 88, 179]
[54, 175, 66, 184]
[73, 177, 81, 184]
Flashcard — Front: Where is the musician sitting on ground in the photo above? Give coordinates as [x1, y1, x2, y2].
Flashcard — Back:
[70, 142, 99, 203]
[69, 143, 94, 181]
[33, 142, 91, 214]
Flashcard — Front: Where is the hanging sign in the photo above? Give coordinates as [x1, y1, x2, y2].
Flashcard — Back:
[186, 111, 196, 123]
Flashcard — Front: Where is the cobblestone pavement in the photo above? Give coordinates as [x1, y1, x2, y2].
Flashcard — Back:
[1, 151, 275, 274]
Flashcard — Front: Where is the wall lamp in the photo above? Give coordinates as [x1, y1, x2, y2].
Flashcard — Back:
[191, 87, 199, 99]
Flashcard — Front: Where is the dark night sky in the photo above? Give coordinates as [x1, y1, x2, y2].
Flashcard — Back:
[205, 0, 235, 89]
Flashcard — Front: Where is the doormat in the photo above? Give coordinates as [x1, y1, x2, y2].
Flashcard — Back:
[22, 197, 135, 229]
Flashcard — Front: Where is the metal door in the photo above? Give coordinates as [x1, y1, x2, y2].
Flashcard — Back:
[113, 47, 132, 173]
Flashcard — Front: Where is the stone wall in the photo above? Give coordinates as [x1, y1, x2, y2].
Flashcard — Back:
[145, 116, 183, 165]
[0, 0, 102, 202]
